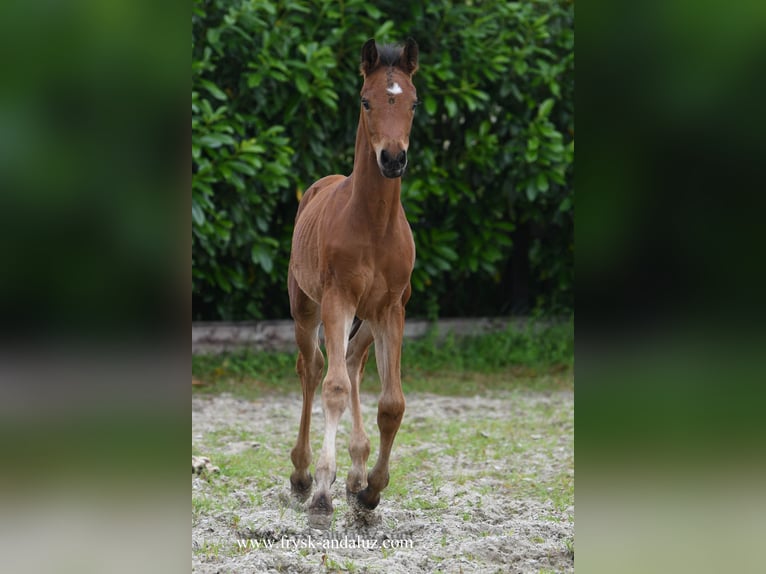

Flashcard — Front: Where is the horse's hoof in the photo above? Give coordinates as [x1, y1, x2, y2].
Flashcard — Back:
[308, 492, 334, 528]
[355, 487, 380, 510]
[309, 492, 333, 513]
[290, 473, 313, 501]
[345, 477, 366, 501]
[307, 509, 333, 529]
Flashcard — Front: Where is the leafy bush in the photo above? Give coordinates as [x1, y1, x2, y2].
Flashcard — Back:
[192, 0, 573, 320]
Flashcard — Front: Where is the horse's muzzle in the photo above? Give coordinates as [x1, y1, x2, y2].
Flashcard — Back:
[379, 149, 407, 179]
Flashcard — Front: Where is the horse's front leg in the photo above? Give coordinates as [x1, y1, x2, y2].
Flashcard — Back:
[345, 320, 374, 498]
[309, 292, 355, 526]
[356, 304, 406, 510]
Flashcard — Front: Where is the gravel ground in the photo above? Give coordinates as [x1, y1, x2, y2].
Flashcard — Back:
[192, 389, 574, 573]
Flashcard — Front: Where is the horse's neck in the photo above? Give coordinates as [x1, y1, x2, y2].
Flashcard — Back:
[349, 123, 402, 232]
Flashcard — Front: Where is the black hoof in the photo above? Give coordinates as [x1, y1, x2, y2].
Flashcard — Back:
[290, 473, 313, 501]
[345, 485, 360, 503]
[355, 487, 380, 510]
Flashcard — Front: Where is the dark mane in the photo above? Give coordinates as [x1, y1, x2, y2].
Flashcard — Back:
[376, 43, 403, 67]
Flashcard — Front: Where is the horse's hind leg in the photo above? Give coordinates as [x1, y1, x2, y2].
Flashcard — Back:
[289, 276, 324, 500]
[345, 320, 374, 498]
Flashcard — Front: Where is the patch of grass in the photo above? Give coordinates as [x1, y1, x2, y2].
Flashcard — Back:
[323, 555, 360, 572]
[192, 484, 238, 516]
[192, 494, 216, 517]
[380, 389, 573, 514]
[192, 433, 294, 524]
[322, 555, 343, 571]
[402, 319, 573, 374]
[193, 351, 296, 395]
[217, 447, 291, 487]
[430, 474, 443, 495]
[565, 538, 574, 557]
[546, 469, 575, 512]
[402, 496, 449, 511]
[196, 540, 226, 559]
[192, 319, 573, 399]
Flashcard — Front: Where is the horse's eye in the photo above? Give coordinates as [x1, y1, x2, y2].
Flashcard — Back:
[361, 98, 370, 110]
[412, 100, 420, 110]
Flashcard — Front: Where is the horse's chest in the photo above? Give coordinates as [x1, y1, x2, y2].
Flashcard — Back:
[335, 252, 411, 293]
[323, 242, 411, 305]
[358, 251, 413, 309]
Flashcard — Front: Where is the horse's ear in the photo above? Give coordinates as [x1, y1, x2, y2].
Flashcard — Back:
[360, 38, 379, 76]
[400, 37, 419, 76]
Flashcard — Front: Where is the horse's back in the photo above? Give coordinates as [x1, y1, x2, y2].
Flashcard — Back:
[295, 174, 346, 222]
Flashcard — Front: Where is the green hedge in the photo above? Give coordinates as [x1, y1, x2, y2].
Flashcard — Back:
[192, 0, 573, 320]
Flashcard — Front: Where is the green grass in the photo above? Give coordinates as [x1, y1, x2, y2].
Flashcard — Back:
[402, 319, 573, 372]
[192, 319, 573, 399]
[385, 391, 574, 514]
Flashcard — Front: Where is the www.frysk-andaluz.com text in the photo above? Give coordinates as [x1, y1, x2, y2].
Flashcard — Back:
[236, 535, 414, 551]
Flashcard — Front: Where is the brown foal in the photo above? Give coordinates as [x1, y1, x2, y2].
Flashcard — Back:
[287, 38, 419, 526]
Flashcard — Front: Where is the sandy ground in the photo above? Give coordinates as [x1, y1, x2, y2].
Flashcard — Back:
[192, 390, 574, 573]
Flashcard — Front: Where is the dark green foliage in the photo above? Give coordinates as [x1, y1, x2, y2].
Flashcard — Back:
[192, 0, 573, 320]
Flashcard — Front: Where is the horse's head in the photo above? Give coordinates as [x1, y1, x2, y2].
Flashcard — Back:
[359, 38, 419, 179]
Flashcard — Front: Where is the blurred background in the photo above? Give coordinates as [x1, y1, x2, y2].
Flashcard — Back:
[0, 1, 188, 573]
[577, 0, 766, 572]
[0, 0, 187, 341]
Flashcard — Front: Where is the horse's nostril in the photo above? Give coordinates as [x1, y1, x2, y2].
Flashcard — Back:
[381, 149, 406, 169]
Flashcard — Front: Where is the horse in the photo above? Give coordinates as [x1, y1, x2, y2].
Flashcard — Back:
[287, 38, 419, 526]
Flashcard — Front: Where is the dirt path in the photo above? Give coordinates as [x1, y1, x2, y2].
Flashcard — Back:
[192, 390, 574, 573]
